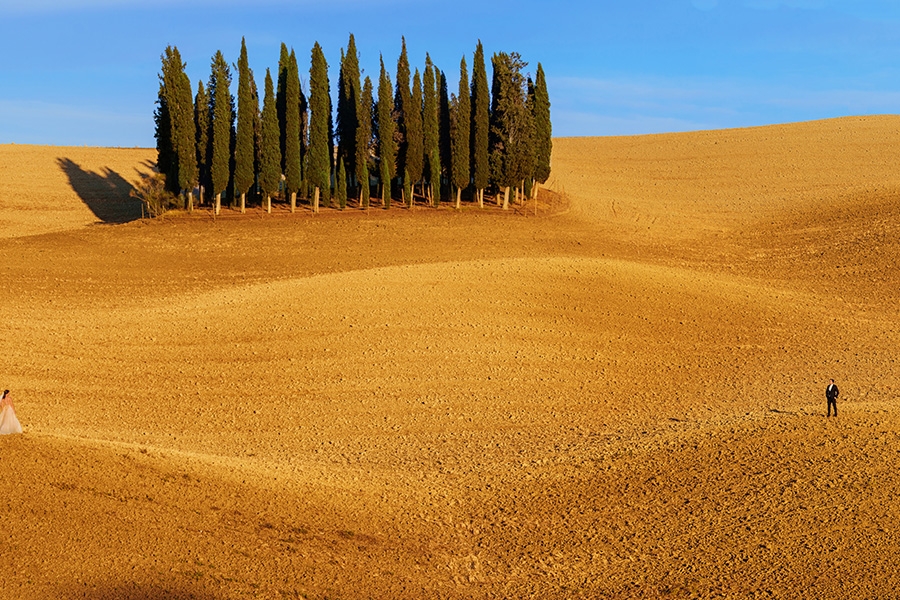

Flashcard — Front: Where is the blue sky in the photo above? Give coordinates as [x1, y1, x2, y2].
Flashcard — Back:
[1, 0, 898, 146]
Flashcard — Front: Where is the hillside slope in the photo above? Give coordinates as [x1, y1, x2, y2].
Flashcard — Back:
[1, 117, 899, 598]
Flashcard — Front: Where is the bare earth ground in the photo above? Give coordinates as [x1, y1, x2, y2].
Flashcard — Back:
[1, 115, 899, 598]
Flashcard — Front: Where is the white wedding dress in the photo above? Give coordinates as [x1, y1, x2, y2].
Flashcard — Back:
[0, 404, 22, 435]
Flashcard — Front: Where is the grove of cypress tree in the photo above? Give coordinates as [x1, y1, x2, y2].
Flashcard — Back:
[337, 34, 361, 192]
[406, 69, 424, 205]
[357, 76, 374, 207]
[234, 38, 256, 213]
[376, 56, 396, 208]
[336, 156, 347, 209]
[194, 80, 210, 205]
[259, 68, 282, 213]
[308, 41, 331, 212]
[451, 56, 470, 209]
[531, 62, 552, 193]
[470, 40, 490, 208]
[209, 50, 234, 215]
[394, 37, 411, 202]
[285, 49, 302, 211]
[422, 55, 439, 205]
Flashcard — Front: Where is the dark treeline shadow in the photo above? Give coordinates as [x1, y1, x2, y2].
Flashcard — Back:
[57, 157, 144, 224]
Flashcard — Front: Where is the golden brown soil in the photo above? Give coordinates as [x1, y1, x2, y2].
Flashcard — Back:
[1, 115, 899, 598]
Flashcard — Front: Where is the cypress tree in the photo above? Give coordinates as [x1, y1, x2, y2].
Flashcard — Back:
[470, 40, 490, 208]
[357, 76, 374, 207]
[406, 69, 424, 206]
[299, 85, 309, 199]
[153, 82, 174, 192]
[234, 38, 256, 214]
[451, 56, 470, 209]
[438, 69, 452, 202]
[531, 62, 552, 194]
[259, 68, 281, 213]
[285, 49, 302, 211]
[158, 46, 197, 209]
[209, 50, 234, 215]
[394, 37, 411, 204]
[175, 53, 197, 210]
[251, 72, 262, 205]
[422, 55, 439, 205]
[489, 52, 528, 209]
[277, 43, 290, 181]
[336, 156, 347, 209]
[376, 56, 395, 208]
[194, 80, 210, 205]
[308, 41, 331, 213]
[337, 34, 361, 193]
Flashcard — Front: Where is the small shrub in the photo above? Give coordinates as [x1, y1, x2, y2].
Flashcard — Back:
[130, 172, 178, 218]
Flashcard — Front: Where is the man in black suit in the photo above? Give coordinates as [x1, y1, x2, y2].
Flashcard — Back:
[826, 379, 839, 417]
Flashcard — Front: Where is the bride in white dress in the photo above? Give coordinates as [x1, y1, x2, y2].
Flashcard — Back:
[0, 389, 22, 435]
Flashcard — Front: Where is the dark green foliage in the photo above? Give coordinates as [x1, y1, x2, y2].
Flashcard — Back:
[308, 42, 332, 199]
[470, 41, 490, 200]
[259, 69, 282, 199]
[194, 80, 210, 201]
[234, 38, 256, 199]
[250, 72, 262, 197]
[360, 163, 370, 209]
[337, 34, 361, 189]
[451, 56, 470, 201]
[394, 37, 411, 191]
[403, 168, 412, 207]
[376, 56, 396, 207]
[276, 43, 290, 177]
[298, 86, 309, 197]
[489, 52, 530, 195]
[438, 69, 451, 195]
[285, 49, 302, 199]
[154, 83, 173, 190]
[336, 156, 347, 209]
[422, 55, 439, 203]
[209, 50, 234, 200]
[157, 46, 197, 199]
[356, 76, 374, 201]
[406, 69, 424, 199]
[532, 62, 552, 185]
[429, 147, 441, 207]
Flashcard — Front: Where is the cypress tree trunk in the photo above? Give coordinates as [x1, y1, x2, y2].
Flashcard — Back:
[313, 187, 320, 213]
[215, 192, 222, 215]
[455, 186, 461, 209]
[502, 186, 509, 210]
[240, 192, 246, 214]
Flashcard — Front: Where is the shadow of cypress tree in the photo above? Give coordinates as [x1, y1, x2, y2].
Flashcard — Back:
[56, 157, 145, 223]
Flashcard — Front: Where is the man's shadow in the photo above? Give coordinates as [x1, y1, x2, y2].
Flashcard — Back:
[57, 157, 145, 223]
